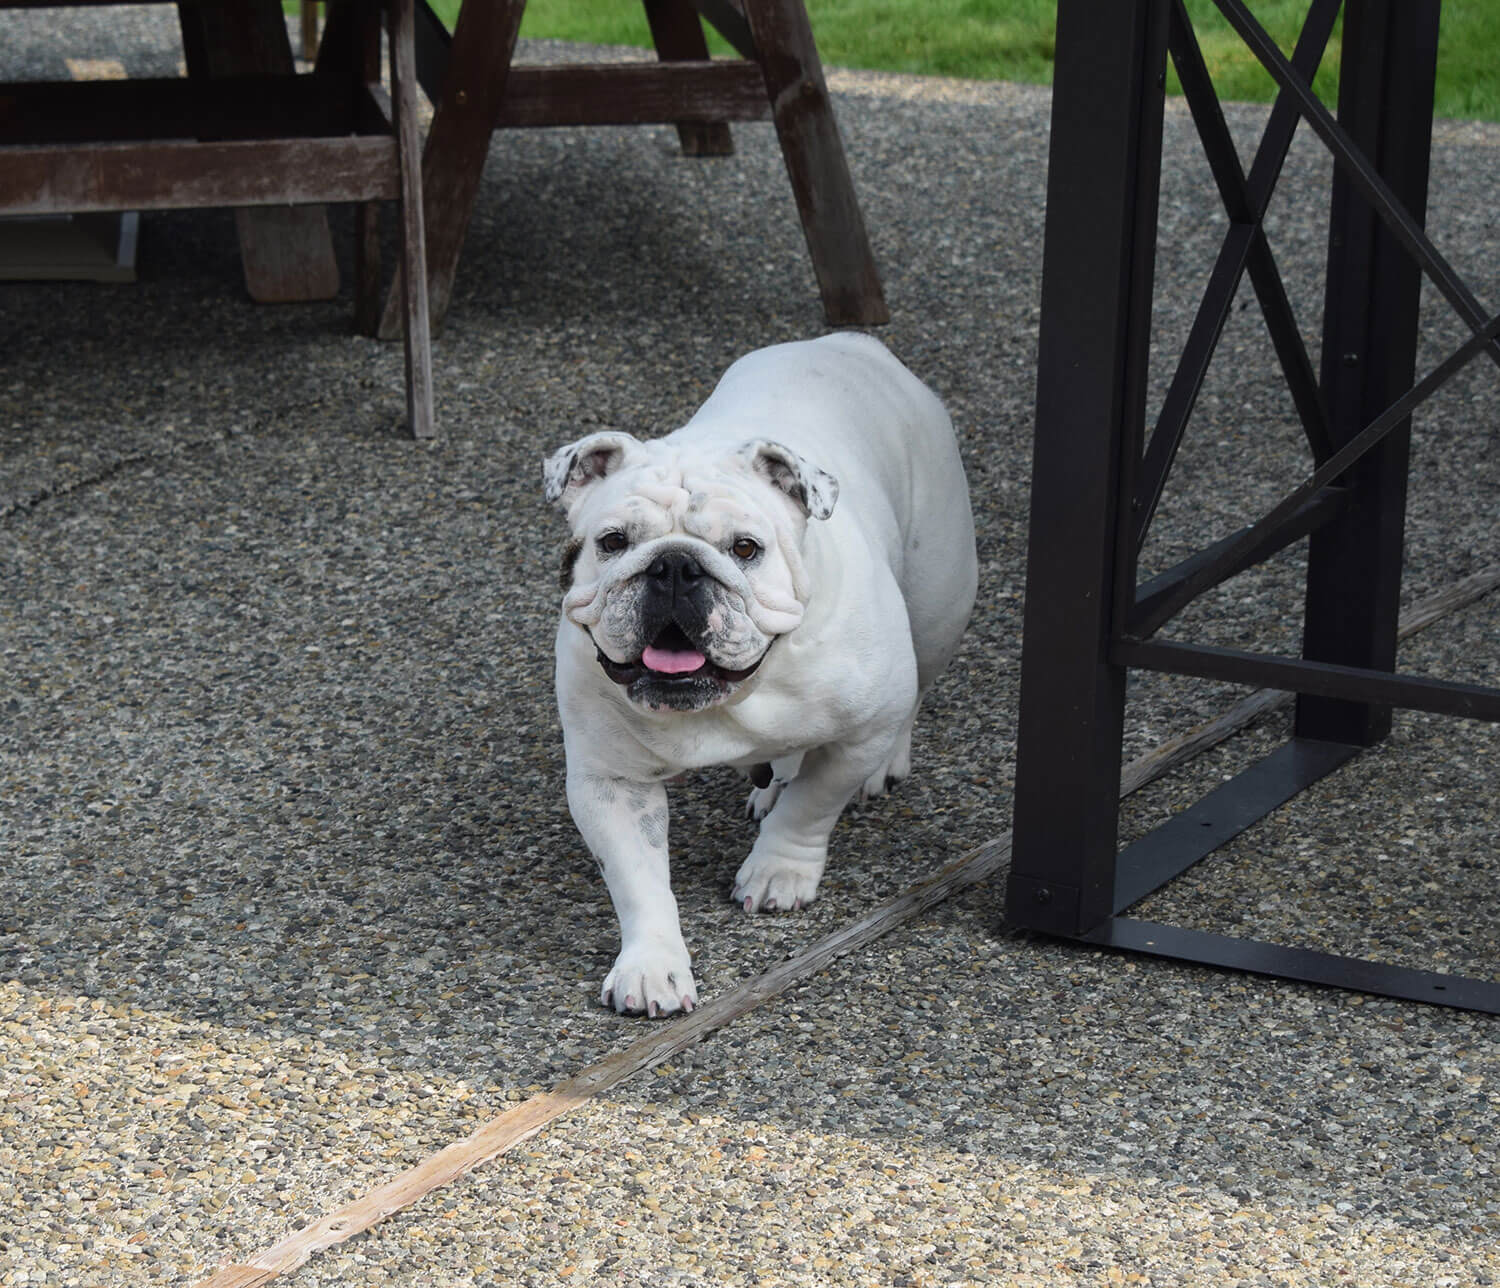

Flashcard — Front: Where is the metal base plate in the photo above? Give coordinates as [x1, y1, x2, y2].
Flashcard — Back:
[1084, 916, 1500, 1015]
[1069, 737, 1499, 1014]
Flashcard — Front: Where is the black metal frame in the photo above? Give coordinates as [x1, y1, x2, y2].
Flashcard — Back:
[1007, 0, 1500, 1013]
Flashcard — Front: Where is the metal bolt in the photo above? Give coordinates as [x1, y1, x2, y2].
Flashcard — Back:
[1342, 352, 1361, 366]
[455, 89, 469, 107]
[1034, 887, 1053, 905]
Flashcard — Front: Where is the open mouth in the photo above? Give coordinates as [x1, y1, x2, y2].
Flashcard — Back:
[596, 623, 767, 687]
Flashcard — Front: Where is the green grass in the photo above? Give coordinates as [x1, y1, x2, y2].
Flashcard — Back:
[412, 0, 1499, 123]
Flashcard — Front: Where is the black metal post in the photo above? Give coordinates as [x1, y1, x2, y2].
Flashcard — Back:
[1296, 0, 1441, 746]
[1005, 0, 1497, 1014]
[1006, 0, 1170, 937]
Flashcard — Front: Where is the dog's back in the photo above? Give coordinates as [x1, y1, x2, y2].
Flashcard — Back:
[682, 333, 976, 691]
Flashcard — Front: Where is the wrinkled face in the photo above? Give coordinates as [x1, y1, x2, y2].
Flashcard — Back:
[545, 432, 837, 714]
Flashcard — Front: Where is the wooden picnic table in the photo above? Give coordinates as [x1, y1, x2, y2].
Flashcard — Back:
[0, 0, 435, 435]
[371, 0, 889, 338]
[2, 0, 883, 434]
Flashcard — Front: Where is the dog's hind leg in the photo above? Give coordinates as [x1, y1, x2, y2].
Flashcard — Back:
[859, 712, 915, 800]
[745, 751, 805, 820]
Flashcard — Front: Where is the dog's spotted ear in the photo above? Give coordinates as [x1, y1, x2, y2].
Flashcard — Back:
[543, 432, 641, 509]
[743, 440, 839, 521]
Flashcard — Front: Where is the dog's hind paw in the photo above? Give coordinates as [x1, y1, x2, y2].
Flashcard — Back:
[859, 725, 914, 800]
[745, 779, 785, 820]
[744, 752, 804, 820]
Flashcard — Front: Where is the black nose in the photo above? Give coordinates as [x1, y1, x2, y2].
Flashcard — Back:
[646, 549, 706, 595]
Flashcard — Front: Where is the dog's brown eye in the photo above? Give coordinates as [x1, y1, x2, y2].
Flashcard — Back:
[731, 537, 761, 562]
[598, 531, 629, 555]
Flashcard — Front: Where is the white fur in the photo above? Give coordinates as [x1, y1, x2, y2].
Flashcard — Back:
[548, 334, 978, 1016]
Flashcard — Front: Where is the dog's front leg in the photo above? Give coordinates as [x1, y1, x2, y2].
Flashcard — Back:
[566, 771, 696, 1016]
[731, 737, 890, 913]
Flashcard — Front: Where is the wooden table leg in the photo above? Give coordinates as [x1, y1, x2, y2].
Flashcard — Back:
[390, 0, 435, 436]
[317, 0, 385, 335]
[378, 0, 526, 340]
[742, 0, 888, 325]
[177, 0, 340, 303]
[301, 0, 321, 60]
[646, 0, 735, 156]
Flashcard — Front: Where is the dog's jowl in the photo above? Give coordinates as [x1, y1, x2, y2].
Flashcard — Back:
[544, 334, 978, 1016]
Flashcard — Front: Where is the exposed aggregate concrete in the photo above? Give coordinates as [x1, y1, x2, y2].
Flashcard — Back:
[1, 8, 1497, 1286]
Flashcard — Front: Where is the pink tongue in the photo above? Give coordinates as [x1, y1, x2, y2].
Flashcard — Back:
[642, 645, 707, 675]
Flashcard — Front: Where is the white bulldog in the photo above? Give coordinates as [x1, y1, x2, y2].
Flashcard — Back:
[544, 334, 977, 1017]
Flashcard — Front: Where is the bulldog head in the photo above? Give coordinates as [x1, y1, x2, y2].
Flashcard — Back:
[544, 430, 839, 713]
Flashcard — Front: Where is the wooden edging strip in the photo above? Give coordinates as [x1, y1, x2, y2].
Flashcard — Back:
[202, 831, 1012, 1287]
[200, 564, 1500, 1287]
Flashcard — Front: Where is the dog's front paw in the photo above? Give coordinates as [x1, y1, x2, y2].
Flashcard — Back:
[732, 844, 825, 913]
[601, 938, 698, 1017]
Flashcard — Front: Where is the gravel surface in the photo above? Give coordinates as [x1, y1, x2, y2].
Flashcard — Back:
[1, 8, 1497, 1287]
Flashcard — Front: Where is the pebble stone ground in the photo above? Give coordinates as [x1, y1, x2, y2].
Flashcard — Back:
[1, 8, 1498, 1287]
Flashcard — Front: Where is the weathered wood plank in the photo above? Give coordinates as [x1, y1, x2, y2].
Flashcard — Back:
[300, 0, 320, 60]
[742, 0, 888, 324]
[2, 137, 400, 216]
[496, 61, 769, 128]
[389, 0, 435, 437]
[350, 1, 386, 338]
[377, 0, 527, 340]
[693, 0, 756, 59]
[646, 0, 736, 156]
[178, 0, 340, 302]
[0, 76, 374, 145]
